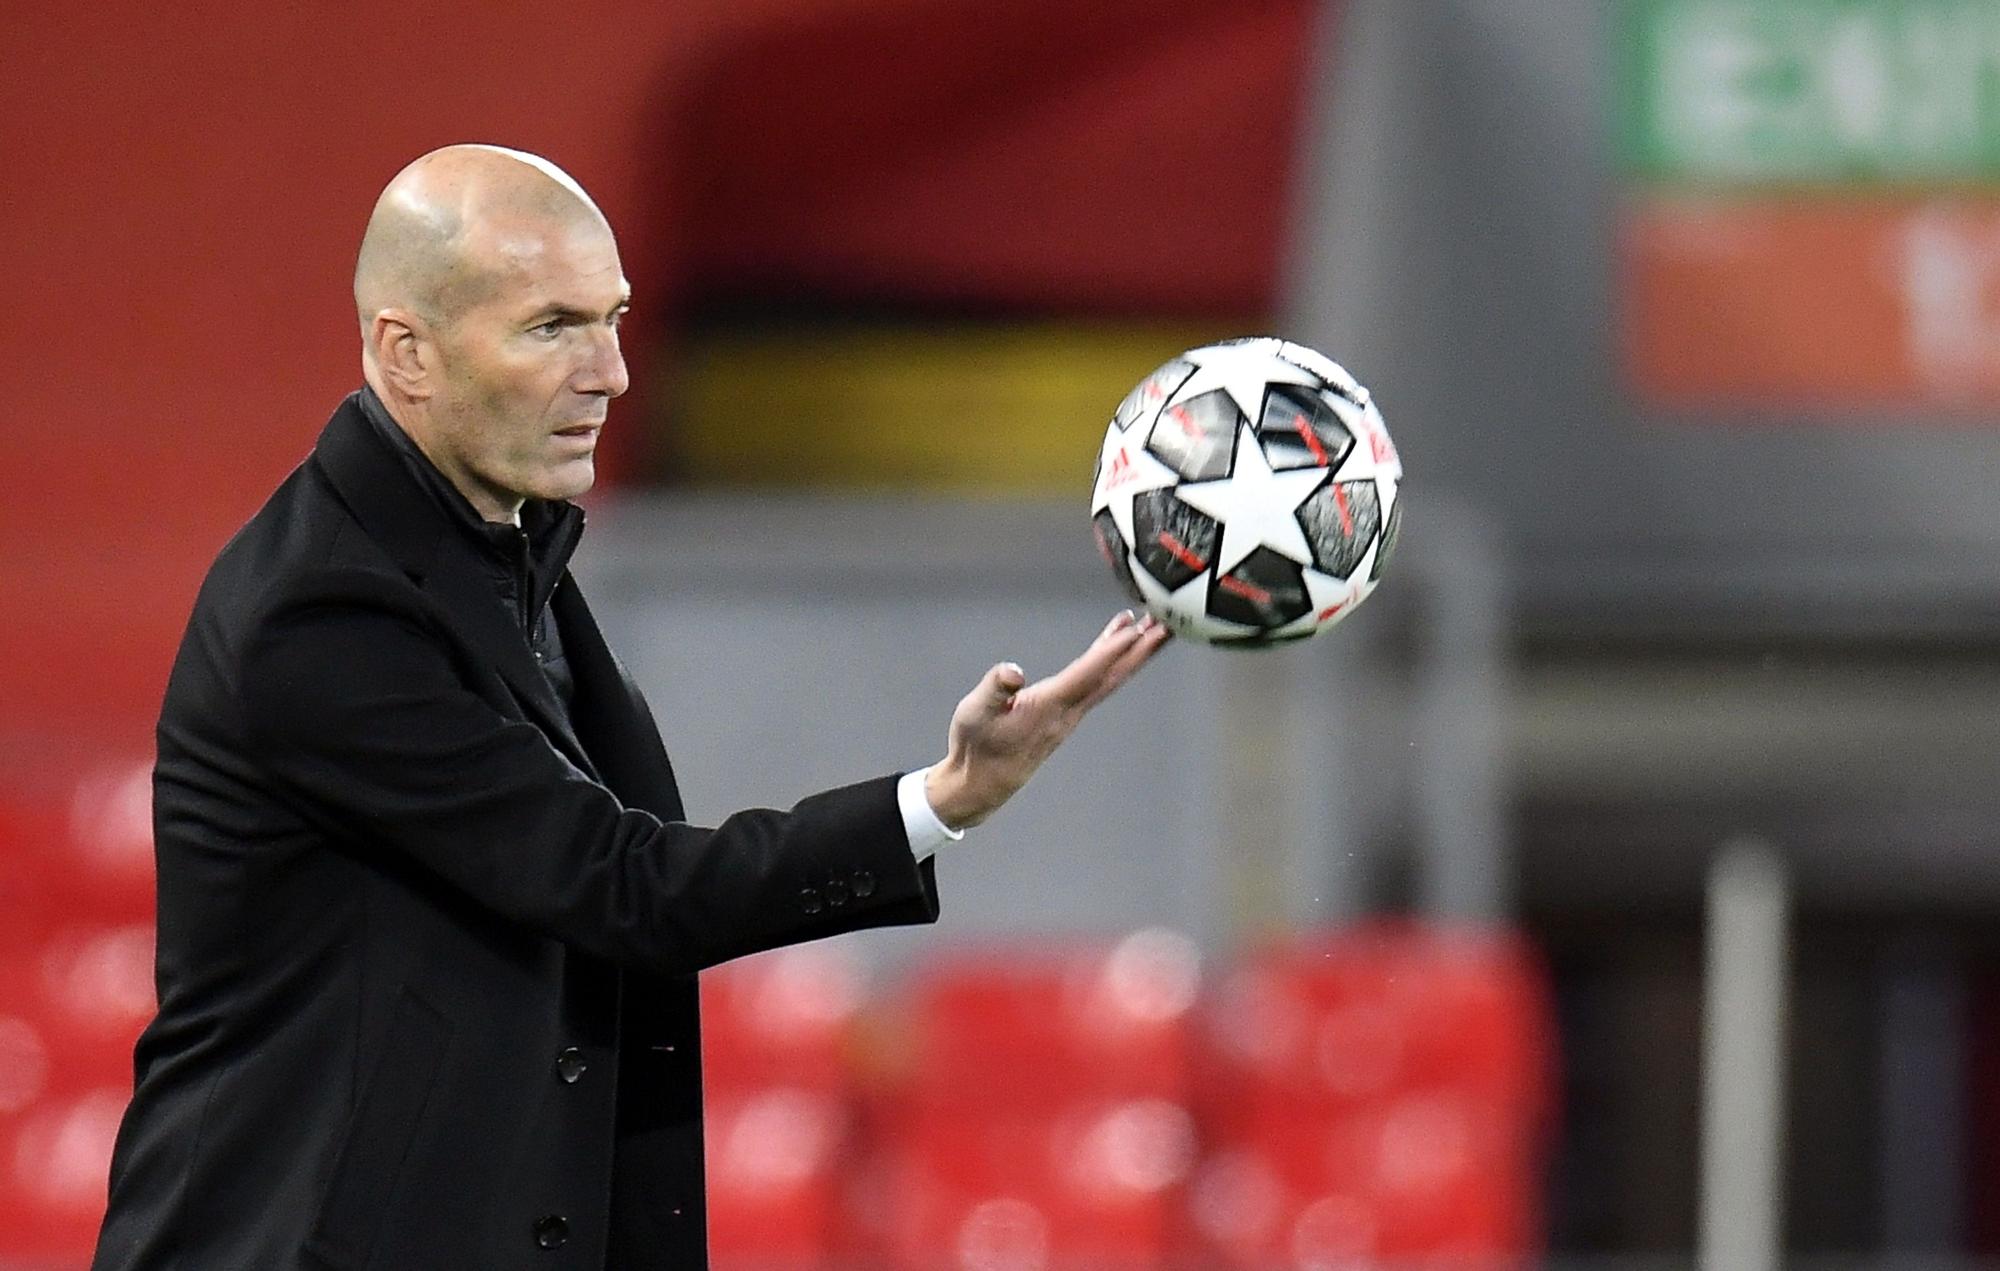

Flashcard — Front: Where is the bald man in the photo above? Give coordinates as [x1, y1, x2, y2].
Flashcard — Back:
[92, 146, 1165, 1271]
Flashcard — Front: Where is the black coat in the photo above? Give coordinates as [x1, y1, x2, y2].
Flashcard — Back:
[92, 393, 941, 1270]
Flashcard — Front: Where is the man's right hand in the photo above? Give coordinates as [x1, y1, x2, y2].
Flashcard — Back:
[923, 610, 1170, 829]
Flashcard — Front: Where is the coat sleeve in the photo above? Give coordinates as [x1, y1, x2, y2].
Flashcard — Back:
[237, 567, 940, 975]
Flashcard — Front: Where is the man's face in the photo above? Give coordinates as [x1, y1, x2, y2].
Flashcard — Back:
[425, 216, 630, 520]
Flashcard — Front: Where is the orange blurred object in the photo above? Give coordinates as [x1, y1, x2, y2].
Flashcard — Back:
[1624, 194, 2000, 411]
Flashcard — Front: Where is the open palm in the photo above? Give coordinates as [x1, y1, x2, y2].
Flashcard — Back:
[925, 610, 1170, 828]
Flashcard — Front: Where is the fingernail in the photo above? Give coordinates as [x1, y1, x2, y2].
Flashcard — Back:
[1000, 662, 1024, 680]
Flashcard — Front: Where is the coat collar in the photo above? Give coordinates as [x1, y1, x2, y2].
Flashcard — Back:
[311, 391, 453, 583]
[308, 391, 598, 776]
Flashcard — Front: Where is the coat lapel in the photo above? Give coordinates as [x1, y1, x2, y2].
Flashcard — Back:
[309, 393, 599, 778]
[425, 556, 599, 778]
[554, 580, 685, 822]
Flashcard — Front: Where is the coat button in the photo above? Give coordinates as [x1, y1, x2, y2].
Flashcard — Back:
[823, 878, 850, 908]
[852, 870, 877, 899]
[533, 1215, 569, 1249]
[555, 1047, 587, 1084]
[800, 886, 823, 915]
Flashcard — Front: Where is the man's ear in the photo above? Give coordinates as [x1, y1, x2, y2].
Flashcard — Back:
[370, 310, 437, 400]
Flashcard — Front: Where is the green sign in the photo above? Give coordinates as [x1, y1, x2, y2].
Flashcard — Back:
[1617, 0, 2000, 184]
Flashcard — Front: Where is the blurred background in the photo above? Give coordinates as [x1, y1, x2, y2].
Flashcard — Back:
[9, 0, 2000, 1267]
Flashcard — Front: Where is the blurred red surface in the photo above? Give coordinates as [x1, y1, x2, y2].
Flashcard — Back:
[1, 771, 1554, 1270]
[0, 760, 157, 1266]
[8, 0, 1316, 741]
[1191, 924, 1558, 1270]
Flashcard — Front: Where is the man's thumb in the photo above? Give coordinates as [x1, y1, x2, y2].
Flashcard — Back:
[982, 661, 1027, 710]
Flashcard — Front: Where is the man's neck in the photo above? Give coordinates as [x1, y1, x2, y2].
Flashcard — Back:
[363, 384, 524, 526]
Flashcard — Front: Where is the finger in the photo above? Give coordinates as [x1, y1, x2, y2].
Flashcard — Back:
[1079, 619, 1170, 710]
[972, 660, 1028, 714]
[1040, 619, 1145, 707]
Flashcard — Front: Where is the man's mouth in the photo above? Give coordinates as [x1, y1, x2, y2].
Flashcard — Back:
[553, 424, 601, 439]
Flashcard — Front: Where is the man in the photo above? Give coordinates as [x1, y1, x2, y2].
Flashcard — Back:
[91, 145, 1166, 1270]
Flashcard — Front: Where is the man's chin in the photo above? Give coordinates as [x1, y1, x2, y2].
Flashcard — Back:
[537, 458, 596, 503]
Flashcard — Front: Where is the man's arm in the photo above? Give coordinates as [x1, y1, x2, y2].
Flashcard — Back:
[240, 568, 936, 975]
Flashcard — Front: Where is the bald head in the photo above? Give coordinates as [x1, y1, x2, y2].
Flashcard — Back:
[353, 144, 610, 339]
[349, 145, 630, 522]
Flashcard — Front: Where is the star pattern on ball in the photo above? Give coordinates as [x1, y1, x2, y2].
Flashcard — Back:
[1174, 424, 1329, 575]
[1171, 341, 1326, 427]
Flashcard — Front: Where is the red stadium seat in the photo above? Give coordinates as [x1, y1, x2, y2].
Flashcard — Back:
[0, 915, 150, 1268]
[1189, 922, 1556, 1270]
[900, 928, 1204, 1106]
[0, 757, 170, 1241]
[856, 930, 1206, 1270]
[702, 942, 865, 1095]
[57, 759, 158, 921]
[704, 1086, 852, 1270]
[0, 1085, 127, 1266]
[702, 944, 870, 1270]
[0, 758, 156, 950]
[0, 922, 153, 1091]
[0, 1016, 52, 1124]
[868, 1096, 1200, 1270]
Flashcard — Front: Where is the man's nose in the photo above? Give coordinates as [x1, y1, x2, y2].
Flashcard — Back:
[578, 328, 630, 398]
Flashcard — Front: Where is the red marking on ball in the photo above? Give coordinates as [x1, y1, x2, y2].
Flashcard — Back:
[1156, 531, 1207, 573]
[1104, 448, 1136, 490]
[1317, 602, 1347, 621]
[1169, 405, 1201, 440]
[1292, 412, 1331, 467]
[1332, 483, 1354, 536]
[1219, 574, 1273, 605]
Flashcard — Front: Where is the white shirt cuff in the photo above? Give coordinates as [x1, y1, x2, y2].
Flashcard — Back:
[898, 765, 964, 862]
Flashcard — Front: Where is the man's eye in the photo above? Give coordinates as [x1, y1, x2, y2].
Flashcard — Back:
[531, 319, 564, 339]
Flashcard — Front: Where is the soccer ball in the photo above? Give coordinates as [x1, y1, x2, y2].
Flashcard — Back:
[1089, 338, 1402, 646]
